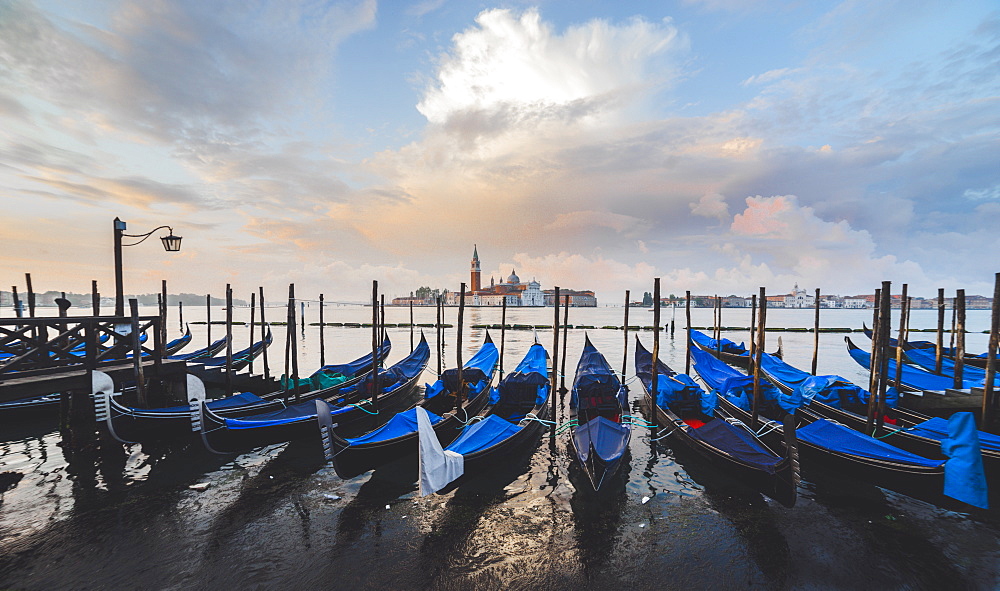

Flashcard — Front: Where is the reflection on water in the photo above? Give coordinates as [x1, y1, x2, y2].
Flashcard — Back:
[1, 307, 1000, 589]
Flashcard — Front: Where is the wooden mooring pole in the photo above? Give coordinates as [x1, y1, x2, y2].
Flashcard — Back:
[499, 297, 506, 378]
[225, 285, 234, 397]
[954, 289, 966, 388]
[936, 288, 945, 374]
[749, 294, 757, 360]
[161, 280, 168, 344]
[751, 287, 766, 429]
[811, 288, 821, 375]
[651, 279, 661, 428]
[621, 290, 630, 380]
[319, 293, 325, 367]
[455, 283, 466, 411]
[371, 281, 379, 410]
[92, 280, 100, 316]
[129, 299, 147, 407]
[436, 295, 443, 377]
[981, 272, 999, 426]
[550, 287, 560, 441]
[684, 290, 692, 375]
[249, 292, 256, 374]
[206, 294, 212, 349]
[259, 286, 269, 380]
[559, 297, 569, 395]
[409, 299, 414, 354]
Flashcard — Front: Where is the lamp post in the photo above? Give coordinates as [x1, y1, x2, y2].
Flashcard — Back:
[113, 217, 182, 316]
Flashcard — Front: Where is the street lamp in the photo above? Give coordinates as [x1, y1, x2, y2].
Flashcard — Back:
[114, 217, 182, 316]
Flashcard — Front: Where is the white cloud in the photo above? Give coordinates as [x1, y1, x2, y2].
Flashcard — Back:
[690, 192, 730, 221]
[417, 8, 684, 130]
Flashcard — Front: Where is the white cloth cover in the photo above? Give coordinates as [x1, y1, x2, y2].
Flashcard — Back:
[417, 406, 464, 496]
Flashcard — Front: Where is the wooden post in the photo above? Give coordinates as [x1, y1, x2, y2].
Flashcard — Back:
[178, 301, 183, 331]
[684, 290, 692, 375]
[954, 289, 966, 388]
[671, 296, 676, 337]
[290, 284, 300, 399]
[621, 290, 630, 380]
[225, 285, 234, 397]
[950, 299, 957, 353]
[129, 298, 147, 407]
[751, 287, 766, 429]
[936, 288, 945, 373]
[409, 299, 414, 354]
[206, 294, 212, 349]
[371, 281, 379, 409]
[499, 297, 507, 378]
[455, 283, 466, 411]
[887, 284, 909, 429]
[550, 287, 560, 441]
[875, 281, 892, 429]
[749, 294, 757, 360]
[380, 294, 386, 345]
[259, 286, 269, 380]
[249, 292, 256, 374]
[715, 294, 721, 346]
[11, 286, 21, 319]
[811, 288, 821, 375]
[981, 273, 999, 425]
[161, 279, 168, 344]
[652, 279, 661, 420]
[25, 273, 35, 317]
[92, 280, 100, 316]
[868, 288, 881, 396]
[559, 296, 569, 394]
[319, 293, 325, 367]
[436, 295, 442, 377]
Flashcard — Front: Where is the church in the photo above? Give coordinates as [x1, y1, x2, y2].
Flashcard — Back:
[466, 246, 544, 307]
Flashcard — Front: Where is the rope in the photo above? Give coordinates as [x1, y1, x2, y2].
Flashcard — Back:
[349, 399, 379, 415]
[649, 426, 675, 441]
[875, 425, 918, 439]
[521, 413, 556, 426]
[755, 420, 781, 438]
[554, 420, 578, 435]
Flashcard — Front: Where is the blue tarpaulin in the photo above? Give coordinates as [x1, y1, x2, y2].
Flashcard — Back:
[907, 416, 1000, 453]
[941, 412, 989, 508]
[796, 419, 944, 468]
[571, 337, 627, 411]
[687, 419, 784, 474]
[689, 329, 747, 355]
[446, 414, 524, 455]
[760, 352, 888, 409]
[313, 338, 391, 380]
[847, 339, 977, 391]
[573, 416, 629, 463]
[634, 338, 714, 415]
[346, 407, 444, 445]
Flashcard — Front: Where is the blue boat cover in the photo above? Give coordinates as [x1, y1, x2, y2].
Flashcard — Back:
[200, 331, 272, 366]
[847, 339, 976, 391]
[906, 417, 1000, 453]
[571, 338, 627, 411]
[440, 338, 499, 389]
[573, 416, 630, 463]
[759, 351, 891, 409]
[941, 412, 989, 508]
[344, 338, 430, 396]
[690, 329, 747, 355]
[635, 339, 714, 415]
[903, 347, 998, 386]
[346, 407, 444, 445]
[313, 337, 391, 379]
[207, 392, 266, 410]
[224, 339, 429, 430]
[446, 414, 524, 455]
[687, 419, 784, 474]
[498, 343, 550, 406]
[796, 419, 944, 468]
[689, 346, 793, 412]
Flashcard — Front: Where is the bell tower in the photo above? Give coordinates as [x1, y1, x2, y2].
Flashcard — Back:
[470, 245, 481, 292]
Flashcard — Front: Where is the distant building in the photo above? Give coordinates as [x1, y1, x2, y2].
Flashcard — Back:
[543, 289, 597, 307]
[466, 247, 545, 306]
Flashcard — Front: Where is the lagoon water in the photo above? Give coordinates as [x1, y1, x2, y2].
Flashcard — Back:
[1, 304, 999, 589]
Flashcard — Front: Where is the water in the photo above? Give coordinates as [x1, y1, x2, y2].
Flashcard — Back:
[1, 304, 999, 589]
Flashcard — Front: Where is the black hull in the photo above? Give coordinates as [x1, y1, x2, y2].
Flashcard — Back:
[330, 390, 493, 480]
[714, 396, 955, 506]
[572, 435, 628, 492]
[643, 393, 797, 507]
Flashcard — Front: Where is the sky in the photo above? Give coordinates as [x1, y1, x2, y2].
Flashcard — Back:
[1, 0, 998, 303]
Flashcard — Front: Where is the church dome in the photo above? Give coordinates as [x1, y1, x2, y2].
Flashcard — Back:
[507, 269, 520, 284]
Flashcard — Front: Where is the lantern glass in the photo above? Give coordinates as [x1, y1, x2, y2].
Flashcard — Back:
[161, 234, 182, 252]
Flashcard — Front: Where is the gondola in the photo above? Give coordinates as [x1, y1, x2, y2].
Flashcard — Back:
[863, 323, 993, 369]
[323, 334, 499, 479]
[170, 334, 230, 361]
[689, 345, 974, 507]
[688, 328, 782, 370]
[0, 328, 190, 417]
[97, 337, 392, 442]
[635, 337, 797, 507]
[901, 346, 998, 386]
[751, 348, 1000, 482]
[195, 326, 273, 371]
[199, 335, 430, 452]
[845, 336, 978, 392]
[440, 340, 551, 485]
[569, 336, 630, 492]
[165, 325, 193, 355]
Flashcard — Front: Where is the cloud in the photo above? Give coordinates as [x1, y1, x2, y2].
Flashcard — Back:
[690, 192, 730, 222]
[417, 8, 685, 133]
